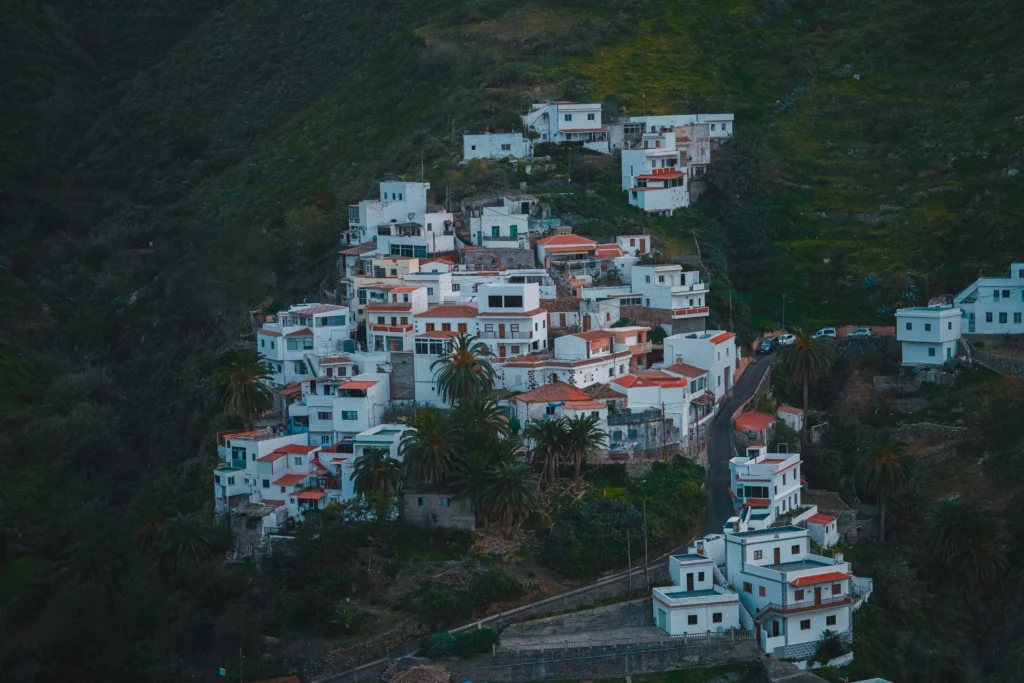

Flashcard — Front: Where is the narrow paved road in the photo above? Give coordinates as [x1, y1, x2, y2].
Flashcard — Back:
[705, 354, 777, 534]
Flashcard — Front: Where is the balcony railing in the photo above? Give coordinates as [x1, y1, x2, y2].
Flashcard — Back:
[632, 341, 654, 352]
[478, 331, 532, 340]
[481, 234, 524, 242]
[756, 595, 852, 619]
[671, 306, 710, 318]
[368, 324, 413, 333]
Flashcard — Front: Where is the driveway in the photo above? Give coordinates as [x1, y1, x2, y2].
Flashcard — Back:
[705, 354, 777, 534]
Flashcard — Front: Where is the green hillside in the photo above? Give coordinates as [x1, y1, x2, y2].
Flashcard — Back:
[3, 0, 1024, 680]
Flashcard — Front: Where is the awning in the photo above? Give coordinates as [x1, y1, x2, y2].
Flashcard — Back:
[294, 490, 326, 501]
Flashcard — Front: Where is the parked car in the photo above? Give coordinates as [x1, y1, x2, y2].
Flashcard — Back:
[777, 334, 796, 346]
[848, 327, 873, 338]
[758, 337, 779, 354]
[811, 327, 837, 339]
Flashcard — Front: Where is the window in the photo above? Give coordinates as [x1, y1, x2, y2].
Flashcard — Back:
[712, 612, 722, 623]
[632, 191, 637, 200]
[441, 323, 452, 332]
[759, 586, 766, 597]
[546, 405, 557, 416]
[317, 411, 331, 420]
[214, 474, 221, 484]
[260, 339, 265, 348]
[949, 320, 954, 329]
[341, 411, 358, 420]
[471, 145, 476, 151]
[645, 275, 651, 283]
[564, 113, 572, 121]
[510, 324, 520, 334]
[800, 619, 811, 630]
[994, 290, 1001, 301]
[687, 614, 698, 625]
[587, 113, 595, 121]
[227, 476, 235, 485]
[262, 479, 270, 488]
[441, 497, 451, 507]
[928, 347, 936, 357]
[280, 486, 286, 493]
[795, 589, 805, 601]
[320, 434, 331, 445]
[293, 457, 303, 467]
[743, 582, 752, 593]
[427, 287, 434, 296]
[791, 545, 799, 554]
[501, 143, 511, 151]
[658, 275, 665, 283]
[826, 615, 837, 626]
[417, 497, 426, 506]
[924, 323, 931, 331]
[986, 312, 993, 323]
[711, 124, 716, 131]
[698, 571, 705, 581]
[905, 322, 912, 330]
[505, 295, 523, 308]
[832, 583, 842, 594]
[754, 550, 763, 560]
[458, 322, 468, 334]
[1016, 313, 1023, 324]
[270, 341, 275, 350]
[1004, 289, 1011, 298]
[999, 312, 1008, 324]
[425, 323, 435, 332]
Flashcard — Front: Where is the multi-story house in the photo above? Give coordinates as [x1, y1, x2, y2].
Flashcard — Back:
[257, 303, 352, 385]
[662, 361, 717, 435]
[953, 261, 1024, 334]
[728, 444, 803, 532]
[522, 101, 609, 153]
[607, 369, 690, 452]
[652, 553, 741, 635]
[725, 526, 859, 659]
[621, 131, 689, 216]
[664, 331, 739, 400]
[375, 211, 456, 259]
[402, 269, 455, 305]
[365, 286, 429, 352]
[287, 372, 391, 447]
[631, 264, 710, 333]
[895, 305, 962, 365]
[463, 132, 534, 160]
[213, 429, 310, 516]
[509, 383, 609, 440]
[468, 199, 531, 249]
[346, 180, 430, 245]
[476, 283, 548, 359]
[620, 113, 734, 146]
[535, 234, 598, 266]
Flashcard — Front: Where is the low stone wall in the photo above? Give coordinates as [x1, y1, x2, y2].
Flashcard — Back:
[893, 422, 968, 443]
[974, 350, 1024, 377]
[501, 598, 650, 638]
[452, 633, 757, 682]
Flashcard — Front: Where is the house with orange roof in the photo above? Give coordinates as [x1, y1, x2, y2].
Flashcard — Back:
[727, 443, 802, 533]
[777, 405, 805, 433]
[508, 383, 609, 446]
[350, 258, 421, 322]
[535, 233, 598, 265]
[621, 130, 690, 216]
[365, 285, 429, 353]
[734, 410, 777, 446]
[213, 429, 311, 517]
[606, 368, 691, 453]
[256, 302, 353, 386]
[631, 264, 710, 334]
[287, 373, 391, 447]
[664, 330, 740, 401]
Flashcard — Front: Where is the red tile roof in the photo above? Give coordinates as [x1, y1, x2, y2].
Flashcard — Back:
[663, 361, 708, 378]
[778, 404, 804, 415]
[275, 444, 318, 454]
[734, 411, 776, 433]
[416, 304, 478, 318]
[257, 451, 288, 462]
[273, 474, 308, 486]
[636, 170, 686, 181]
[790, 571, 851, 587]
[293, 304, 347, 315]
[339, 379, 378, 390]
[710, 331, 736, 345]
[611, 375, 657, 388]
[478, 308, 546, 317]
[279, 383, 303, 397]
[285, 328, 313, 337]
[544, 245, 598, 254]
[807, 513, 836, 526]
[744, 498, 772, 508]
[514, 383, 591, 403]
[633, 369, 688, 388]
[293, 489, 327, 500]
[564, 400, 606, 410]
[583, 383, 625, 400]
[261, 499, 286, 507]
[391, 286, 420, 293]
[258, 330, 282, 337]
[571, 330, 615, 341]
[536, 234, 597, 247]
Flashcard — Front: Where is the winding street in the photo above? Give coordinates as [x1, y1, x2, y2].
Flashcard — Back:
[704, 354, 777, 535]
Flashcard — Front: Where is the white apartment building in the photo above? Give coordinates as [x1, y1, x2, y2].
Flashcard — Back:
[463, 132, 534, 160]
[728, 444, 803, 532]
[664, 331, 739, 400]
[257, 303, 352, 385]
[288, 373, 391, 447]
[468, 200, 531, 249]
[621, 131, 689, 216]
[953, 262, 1024, 334]
[626, 113, 735, 142]
[374, 211, 456, 259]
[402, 269, 455, 305]
[347, 180, 430, 245]
[522, 101, 609, 153]
[497, 348, 633, 394]
[213, 430, 310, 516]
[895, 305, 962, 365]
[448, 269, 557, 301]
[631, 265, 710, 332]
[725, 526, 858, 659]
[365, 286, 429, 352]
[476, 283, 548, 359]
[412, 330, 462, 406]
[652, 553, 741, 636]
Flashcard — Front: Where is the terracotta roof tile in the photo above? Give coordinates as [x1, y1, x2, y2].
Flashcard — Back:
[709, 332, 736, 344]
[273, 474, 308, 486]
[583, 383, 624, 400]
[734, 411, 776, 433]
[416, 304, 478, 318]
[285, 328, 313, 337]
[536, 234, 597, 247]
[807, 513, 836, 525]
[778, 404, 804, 415]
[571, 330, 615, 341]
[663, 361, 708, 378]
[514, 382, 591, 403]
[564, 400, 606, 410]
[789, 571, 851, 587]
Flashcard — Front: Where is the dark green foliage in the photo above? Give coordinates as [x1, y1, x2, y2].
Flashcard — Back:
[419, 632, 457, 658]
[469, 567, 524, 609]
[539, 497, 641, 578]
[451, 628, 500, 657]
[406, 583, 468, 630]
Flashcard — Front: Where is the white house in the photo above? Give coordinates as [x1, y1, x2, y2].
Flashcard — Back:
[652, 553, 741, 636]
[535, 234, 598, 266]
[728, 444, 803, 532]
[476, 282, 549, 359]
[664, 331, 739, 399]
[412, 330, 461, 406]
[663, 361, 717, 434]
[894, 305, 962, 365]
[608, 369, 690, 450]
[724, 526, 858, 659]
[625, 113, 735, 142]
[806, 513, 840, 549]
[522, 101, 609, 153]
[777, 405, 804, 433]
[257, 303, 352, 385]
[365, 286, 429, 353]
[402, 269, 455, 305]
[347, 180, 430, 245]
[213, 429, 311, 516]
[288, 373, 391, 447]
[509, 383, 608, 437]
[463, 133, 534, 160]
[631, 265, 710, 332]
[497, 348, 634, 394]
[616, 234, 652, 256]
[468, 200, 531, 249]
[953, 262, 1024, 334]
[621, 131, 689, 216]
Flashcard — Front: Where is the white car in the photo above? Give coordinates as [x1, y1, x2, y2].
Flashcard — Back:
[848, 327, 872, 338]
[777, 334, 796, 346]
[811, 327, 837, 339]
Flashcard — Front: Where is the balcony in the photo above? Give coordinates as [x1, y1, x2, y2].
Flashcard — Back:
[631, 341, 654, 353]
[478, 331, 532, 340]
[369, 323, 413, 333]
[348, 206, 360, 225]
[671, 306, 710, 319]
[755, 595, 852, 619]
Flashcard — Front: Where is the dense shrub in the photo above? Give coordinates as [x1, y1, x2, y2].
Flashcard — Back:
[469, 568, 524, 608]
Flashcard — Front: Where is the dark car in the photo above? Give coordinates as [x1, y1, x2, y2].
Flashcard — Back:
[758, 337, 779, 354]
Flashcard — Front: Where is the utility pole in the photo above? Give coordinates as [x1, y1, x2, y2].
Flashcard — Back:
[661, 402, 668, 462]
[626, 526, 632, 589]
[642, 500, 650, 587]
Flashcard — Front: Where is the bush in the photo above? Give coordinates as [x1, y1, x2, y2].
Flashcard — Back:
[330, 605, 372, 637]
[813, 629, 848, 663]
[419, 632, 456, 658]
[469, 568, 523, 609]
[407, 583, 467, 629]
[453, 628, 500, 656]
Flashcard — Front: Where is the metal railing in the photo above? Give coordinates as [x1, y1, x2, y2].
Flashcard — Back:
[478, 331, 533, 340]
[755, 595, 851, 619]
[672, 306, 710, 317]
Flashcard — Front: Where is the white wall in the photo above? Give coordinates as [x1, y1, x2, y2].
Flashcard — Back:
[463, 133, 533, 160]
[901, 340, 957, 365]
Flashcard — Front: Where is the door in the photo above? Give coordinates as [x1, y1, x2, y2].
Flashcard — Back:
[559, 313, 566, 327]
[657, 608, 667, 631]
[510, 225, 518, 239]
[498, 323, 506, 339]
[686, 573, 694, 591]
[771, 620, 780, 638]
[814, 587, 822, 605]
[725, 366, 732, 391]
[499, 345, 506, 359]
[774, 547, 781, 565]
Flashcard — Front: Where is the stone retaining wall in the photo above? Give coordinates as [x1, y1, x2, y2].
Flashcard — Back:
[893, 422, 968, 443]
[501, 598, 651, 638]
[974, 350, 1024, 377]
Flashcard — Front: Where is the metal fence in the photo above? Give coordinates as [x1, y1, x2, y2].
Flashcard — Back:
[495, 629, 755, 655]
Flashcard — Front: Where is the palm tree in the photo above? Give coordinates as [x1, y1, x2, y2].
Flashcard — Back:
[483, 463, 537, 534]
[158, 513, 225, 575]
[213, 348, 274, 426]
[430, 334, 496, 405]
[451, 397, 510, 445]
[777, 328, 836, 440]
[855, 440, 909, 544]
[564, 413, 608, 480]
[351, 447, 403, 496]
[523, 418, 569, 484]
[451, 438, 524, 525]
[925, 496, 1006, 590]
[401, 409, 458, 485]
